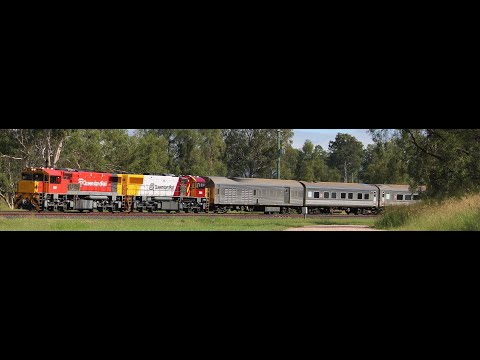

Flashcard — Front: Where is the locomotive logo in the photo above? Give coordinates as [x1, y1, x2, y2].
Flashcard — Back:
[158, 185, 175, 191]
[149, 183, 175, 191]
[78, 178, 108, 187]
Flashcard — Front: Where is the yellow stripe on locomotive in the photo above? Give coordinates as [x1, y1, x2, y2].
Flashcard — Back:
[116, 174, 145, 196]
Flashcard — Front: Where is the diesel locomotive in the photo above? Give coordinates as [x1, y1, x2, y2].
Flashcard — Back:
[15, 167, 208, 213]
[14, 167, 423, 214]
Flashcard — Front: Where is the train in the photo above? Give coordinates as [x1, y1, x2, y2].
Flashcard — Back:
[13, 166, 424, 215]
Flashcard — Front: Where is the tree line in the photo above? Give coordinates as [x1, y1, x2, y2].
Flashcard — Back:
[1, 129, 478, 208]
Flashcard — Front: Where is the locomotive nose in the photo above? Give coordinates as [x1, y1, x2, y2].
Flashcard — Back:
[17, 180, 40, 194]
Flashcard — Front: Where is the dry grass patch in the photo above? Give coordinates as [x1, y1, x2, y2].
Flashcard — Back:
[375, 194, 480, 231]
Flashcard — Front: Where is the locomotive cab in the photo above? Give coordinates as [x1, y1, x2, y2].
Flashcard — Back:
[177, 175, 208, 212]
[15, 167, 50, 210]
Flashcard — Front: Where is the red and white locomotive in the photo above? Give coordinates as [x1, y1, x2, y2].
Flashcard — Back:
[15, 167, 208, 213]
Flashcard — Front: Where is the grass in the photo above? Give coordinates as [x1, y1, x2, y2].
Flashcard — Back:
[0, 201, 15, 211]
[0, 215, 375, 231]
[374, 194, 480, 231]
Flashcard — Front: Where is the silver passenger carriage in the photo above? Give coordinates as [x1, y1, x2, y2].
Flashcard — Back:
[375, 184, 424, 208]
[204, 176, 304, 213]
[301, 181, 379, 215]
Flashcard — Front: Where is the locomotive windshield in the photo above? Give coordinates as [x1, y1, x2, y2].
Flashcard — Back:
[33, 173, 46, 181]
[21, 171, 46, 181]
[22, 173, 33, 180]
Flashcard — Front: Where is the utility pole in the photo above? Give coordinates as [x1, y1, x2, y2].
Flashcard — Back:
[277, 129, 281, 179]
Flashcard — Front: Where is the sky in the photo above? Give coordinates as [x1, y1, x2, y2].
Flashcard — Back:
[291, 129, 373, 150]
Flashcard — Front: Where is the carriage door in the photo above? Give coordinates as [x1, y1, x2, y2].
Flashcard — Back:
[284, 187, 291, 204]
[380, 191, 385, 207]
[386, 192, 392, 205]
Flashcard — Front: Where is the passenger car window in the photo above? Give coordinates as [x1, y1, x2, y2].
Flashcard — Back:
[348, 193, 353, 199]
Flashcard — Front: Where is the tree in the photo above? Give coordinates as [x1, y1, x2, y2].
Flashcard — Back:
[280, 145, 300, 180]
[127, 131, 169, 174]
[327, 133, 364, 182]
[195, 129, 227, 176]
[0, 129, 74, 208]
[294, 141, 340, 182]
[135, 130, 175, 173]
[368, 129, 480, 197]
[295, 140, 316, 181]
[360, 141, 410, 184]
[100, 129, 135, 172]
[223, 129, 293, 178]
[58, 129, 107, 171]
[1, 129, 73, 168]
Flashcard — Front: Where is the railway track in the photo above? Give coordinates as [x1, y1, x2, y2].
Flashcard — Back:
[0, 211, 377, 219]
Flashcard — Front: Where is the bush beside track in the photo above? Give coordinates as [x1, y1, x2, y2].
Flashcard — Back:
[374, 193, 480, 231]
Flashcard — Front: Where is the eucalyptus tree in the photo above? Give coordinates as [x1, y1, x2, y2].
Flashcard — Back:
[58, 129, 106, 171]
[195, 129, 227, 176]
[223, 129, 293, 178]
[1, 129, 73, 168]
[368, 129, 480, 197]
[327, 133, 364, 183]
[281, 145, 300, 180]
[295, 140, 316, 181]
[360, 141, 410, 184]
[0, 129, 73, 208]
[294, 141, 339, 182]
[136, 129, 178, 173]
[127, 131, 169, 174]
[100, 129, 135, 173]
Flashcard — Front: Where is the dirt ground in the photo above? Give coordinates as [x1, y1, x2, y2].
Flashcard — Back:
[284, 225, 385, 231]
